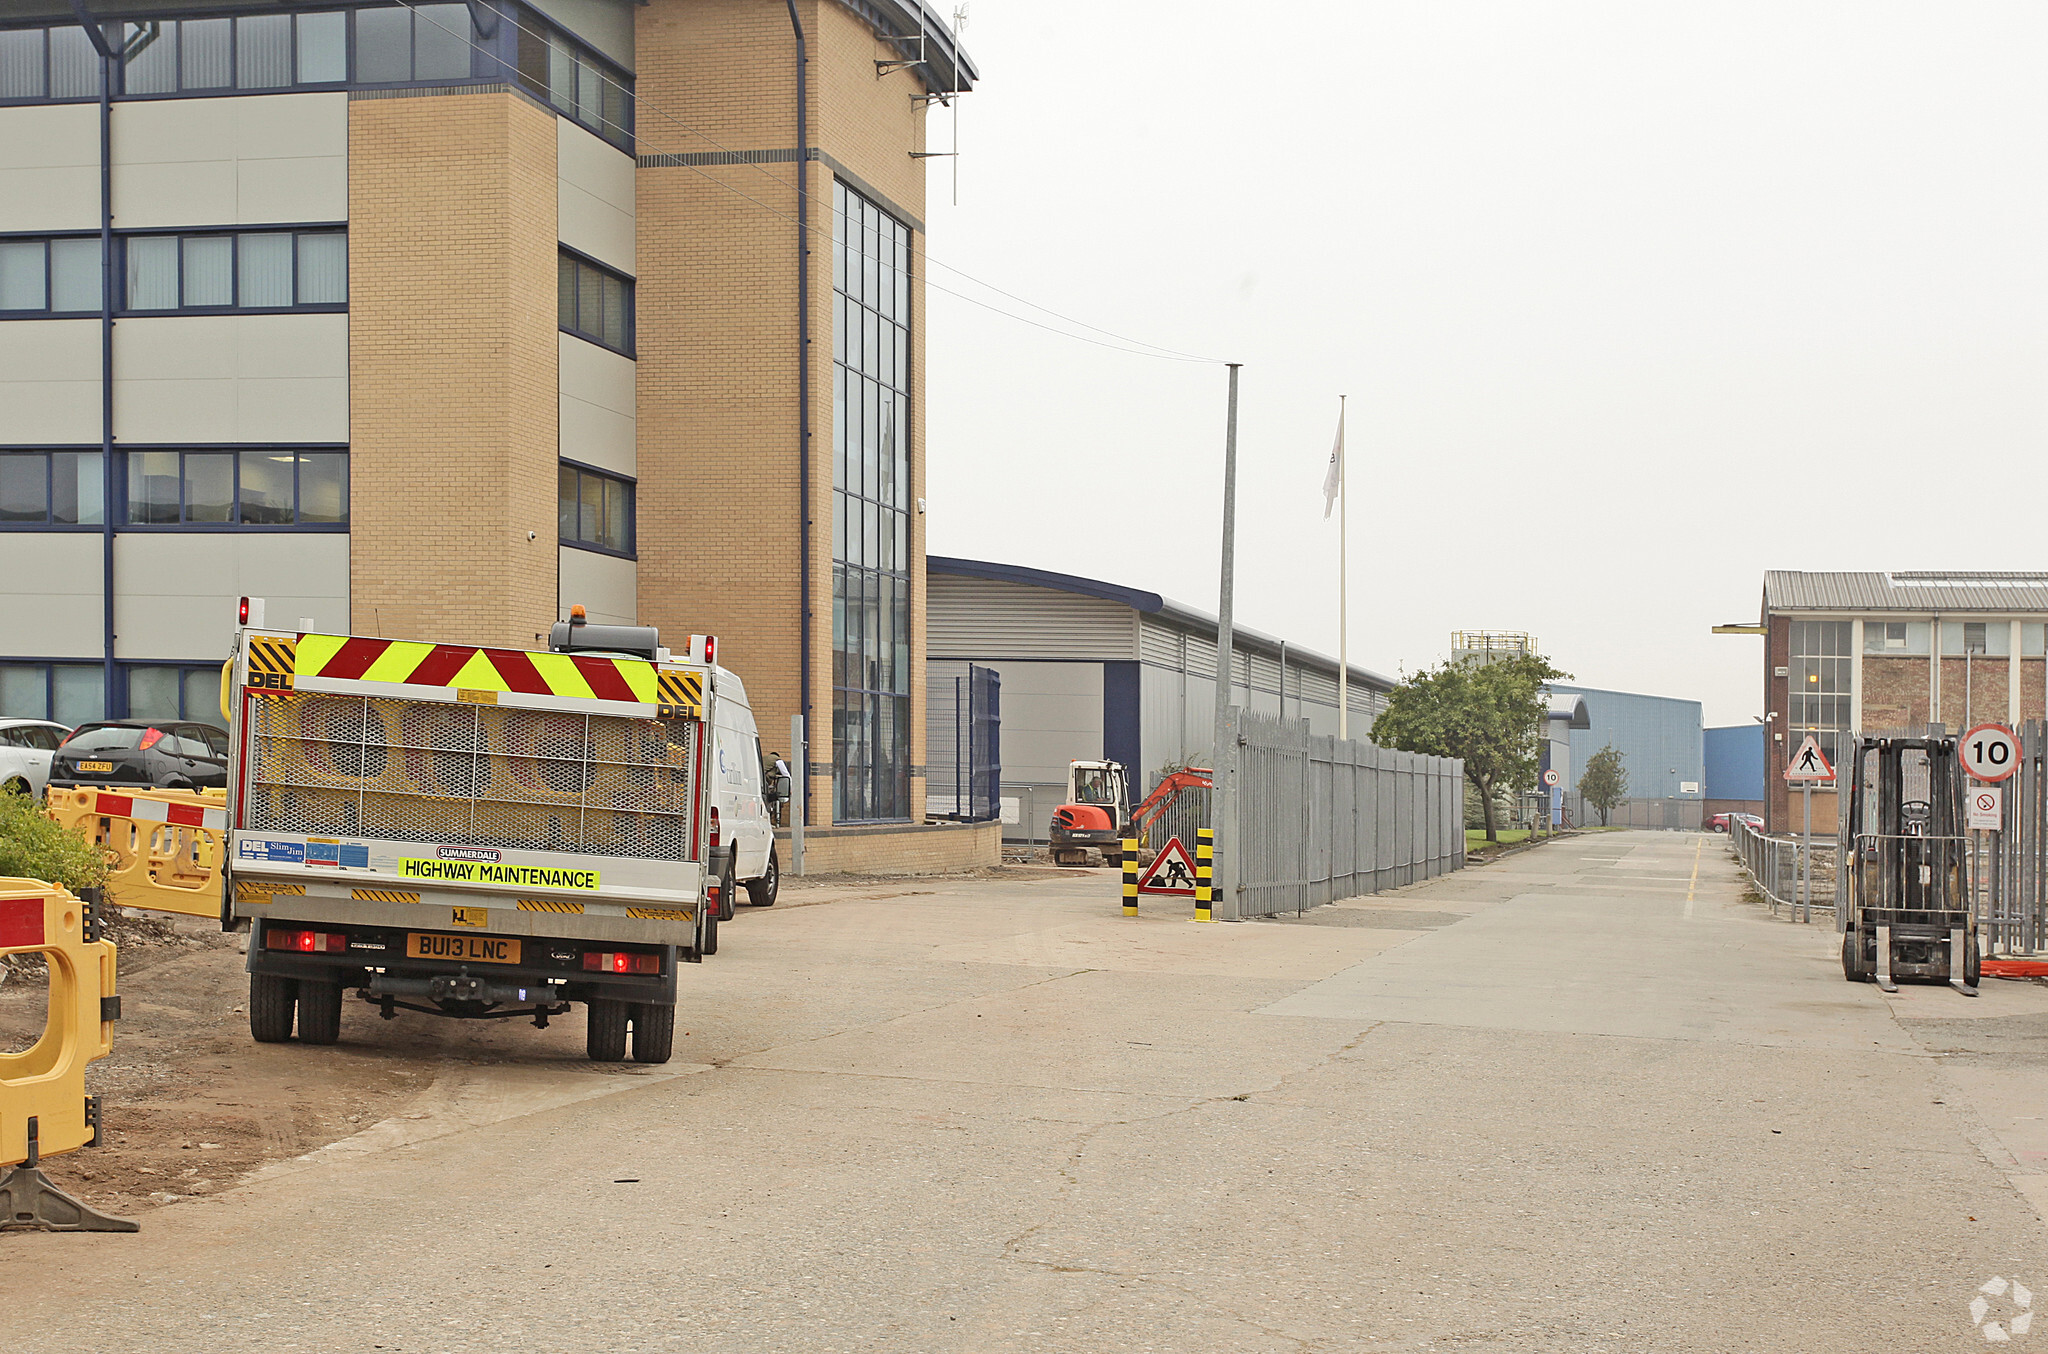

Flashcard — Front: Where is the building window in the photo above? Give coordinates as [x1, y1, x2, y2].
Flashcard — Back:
[557, 462, 632, 555]
[127, 665, 227, 730]
[0, 6, 634, 148]
[557, 251, 632, 355]
[0, 452, 103, 526]
[0, 237, 103, 316]
[122, 230, 344, 313]
[513, 17, 631, 147]
[1884, 621, 1906, 650]
[0, 24, 105, 100]
[1964, 622, 1988, 654]
[122, 449, 347, 526]
[1789, 620, 1851, 778]
[831, 181, 913, 823]
[0, 663, 104, 728]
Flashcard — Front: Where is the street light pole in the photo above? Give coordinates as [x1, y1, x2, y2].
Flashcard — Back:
[1211, 363, 1242, 922]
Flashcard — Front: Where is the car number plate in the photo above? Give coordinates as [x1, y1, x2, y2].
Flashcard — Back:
[406, 933, 521, 964]
[77, 761, 114, 773]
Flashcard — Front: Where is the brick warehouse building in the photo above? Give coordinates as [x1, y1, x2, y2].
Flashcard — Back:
[0, 0, 978, 852]
[1728, 571, 2048, 834]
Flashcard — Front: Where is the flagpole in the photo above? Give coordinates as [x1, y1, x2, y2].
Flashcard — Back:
[1337, 394, 1348, 742]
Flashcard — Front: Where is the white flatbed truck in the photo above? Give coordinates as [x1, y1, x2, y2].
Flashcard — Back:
[220, 608, 723, 1063]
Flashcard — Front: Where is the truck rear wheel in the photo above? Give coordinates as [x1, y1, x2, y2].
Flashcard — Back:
[250, 973, 297, 1042]
[630, 1001, 675, 1064]
[745, 848, 779, 906]
[297, 980, 343, 1044]
[586, 998, 629, 1062]
[700, 901, 719, 956]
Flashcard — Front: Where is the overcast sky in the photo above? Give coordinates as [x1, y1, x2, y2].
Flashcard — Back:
[920, 1, 2048, 727]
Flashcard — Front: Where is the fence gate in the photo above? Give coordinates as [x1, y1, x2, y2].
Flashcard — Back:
[1223, 707, 1465, 919]
[926, 664, 1001, 822]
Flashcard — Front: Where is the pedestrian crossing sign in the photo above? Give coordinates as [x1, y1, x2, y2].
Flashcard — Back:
[1785, 734, 1835, 782]
[1137, 836, 1199, 896]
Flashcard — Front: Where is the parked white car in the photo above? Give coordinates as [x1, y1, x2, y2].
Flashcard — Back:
[0, 718, 73, 799]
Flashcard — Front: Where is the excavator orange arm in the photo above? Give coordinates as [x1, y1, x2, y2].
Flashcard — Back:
[1129, 768, 1213, 834]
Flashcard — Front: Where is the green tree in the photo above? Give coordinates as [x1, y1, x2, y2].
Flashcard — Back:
[1579, 743, 1628, 826]
[1371, 653, 1568, 842]
[0, 786, 108, 893]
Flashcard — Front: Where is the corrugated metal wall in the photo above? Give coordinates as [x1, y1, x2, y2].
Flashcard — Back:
[929, 576, 1139, 660]
[1553, 684, 1704, 800]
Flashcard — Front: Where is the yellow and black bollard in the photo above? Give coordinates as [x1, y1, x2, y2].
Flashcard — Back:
[1195, 828, 1215, 922]
[1121, 839, 1140, 915]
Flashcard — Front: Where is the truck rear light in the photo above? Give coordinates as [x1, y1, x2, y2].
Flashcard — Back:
[581, 952, 660, 975]
[266, 928, 346, 954]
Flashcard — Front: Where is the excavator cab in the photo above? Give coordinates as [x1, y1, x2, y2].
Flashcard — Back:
[1051, 761, 1130, 866]
[1842, 735, 1979, 994]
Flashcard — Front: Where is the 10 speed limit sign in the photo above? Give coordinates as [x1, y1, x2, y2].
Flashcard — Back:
[1961, 723, 2022, 783]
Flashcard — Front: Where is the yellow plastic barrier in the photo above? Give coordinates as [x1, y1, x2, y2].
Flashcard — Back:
[0, 877, 133, 1231]
[44, 786, 229, 921]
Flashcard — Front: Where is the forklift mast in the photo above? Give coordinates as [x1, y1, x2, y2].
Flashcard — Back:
[1843, 735, 1978, 995]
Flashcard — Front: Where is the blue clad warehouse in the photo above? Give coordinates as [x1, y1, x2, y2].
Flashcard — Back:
[1546, 683, 1705, 828]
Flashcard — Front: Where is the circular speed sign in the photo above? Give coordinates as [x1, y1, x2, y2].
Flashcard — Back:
[1961, 723, 2021, 783]
[1542, 769, 1561, 787]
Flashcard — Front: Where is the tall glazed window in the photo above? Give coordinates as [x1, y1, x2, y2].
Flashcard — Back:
[1788, 620, 1851, 780]
[831, 182, 912, 823]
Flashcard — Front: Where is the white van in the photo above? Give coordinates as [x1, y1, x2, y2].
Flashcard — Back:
[705, 665, 786, 941]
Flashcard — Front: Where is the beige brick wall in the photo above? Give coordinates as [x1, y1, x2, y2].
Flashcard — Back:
[1861, 655, 1931, 731]
[2021, 657, 2045, 723]
[1938, 656, 2008, 730]
[635, 0, 934, 826]
[774, 820, 999, 875]
[348, 91, 559, 647]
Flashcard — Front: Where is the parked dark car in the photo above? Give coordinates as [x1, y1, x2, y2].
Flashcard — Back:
[50, 720, 229, 791]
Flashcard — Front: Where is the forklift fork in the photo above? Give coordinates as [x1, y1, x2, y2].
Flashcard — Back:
[1875, 924, 1897, 993]
[1950, 925, 1979, 997]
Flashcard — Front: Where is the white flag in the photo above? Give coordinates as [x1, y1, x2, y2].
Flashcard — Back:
[1321, 402, 1345, 518]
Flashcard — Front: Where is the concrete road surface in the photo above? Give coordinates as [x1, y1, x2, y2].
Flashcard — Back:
[7, 832, 2047, 1352]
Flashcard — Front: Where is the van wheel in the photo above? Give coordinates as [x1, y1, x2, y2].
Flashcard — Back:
[718, 856, 737, 921]
[745, 848, 779, 906]
[1, 778, 28, 799]
[630, 1001, 675, 1064]
[297, 980, 343, 1044]
[586, 999, 629, 1061]
[700, 900, 719, 956]
[250, 974, 297, 1042]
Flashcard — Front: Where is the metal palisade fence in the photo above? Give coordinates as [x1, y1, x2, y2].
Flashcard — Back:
[1221, 707, 1466, 919]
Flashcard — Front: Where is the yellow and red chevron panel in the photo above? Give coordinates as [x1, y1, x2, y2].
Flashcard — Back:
[285, 635, 701, 713]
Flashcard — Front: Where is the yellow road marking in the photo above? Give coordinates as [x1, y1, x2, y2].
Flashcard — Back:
[1684, 833, 1705, 919]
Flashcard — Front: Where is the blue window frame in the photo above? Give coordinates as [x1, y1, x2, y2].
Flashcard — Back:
[557, 249, 633, 356]
[557, 461, 633, 556]
[125, 665, 229, 731]
[120, 228, 345, 314]
[0, 236, 104, 316]
[0, 662, 105, 729]
[0, 451, 104, 527]
[0, 4, 634, 151]
[120, 448, 348, 528]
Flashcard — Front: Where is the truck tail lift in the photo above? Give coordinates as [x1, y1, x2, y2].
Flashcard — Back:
[1842, 735, 1980, 996]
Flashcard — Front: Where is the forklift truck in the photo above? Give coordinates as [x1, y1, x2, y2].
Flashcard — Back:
[1841, 735, 1980, 995]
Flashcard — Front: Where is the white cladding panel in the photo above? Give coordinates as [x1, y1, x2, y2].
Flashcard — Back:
[927, 576, 1138, 661]
[114, 314, 348, 443]
[557, 119, 634, 275]
[111, 93, 347, 228]
[928, 658, 1102, 786]
[0, 319, 100, 443]
[0, 104, 99, 232]
[559, 546, 635, 626]
[559, 334, 635, 476]
[114, 532, 348, 660]
[0, 533, 103, 657]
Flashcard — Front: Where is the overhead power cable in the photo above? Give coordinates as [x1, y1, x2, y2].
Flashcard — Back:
[385, 0, 1224, 364]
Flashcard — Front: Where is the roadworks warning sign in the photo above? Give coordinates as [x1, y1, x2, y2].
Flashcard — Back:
[1137, 836, 1199, 896]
